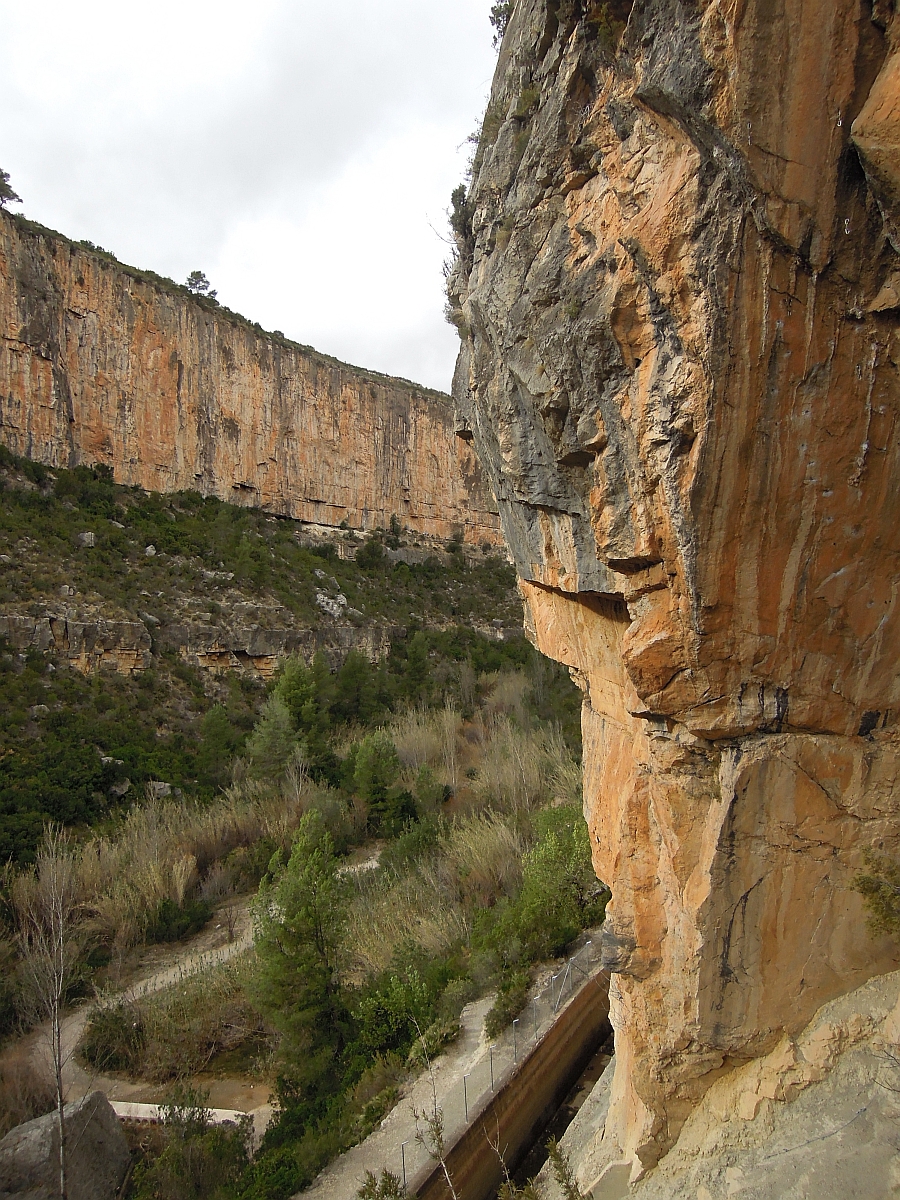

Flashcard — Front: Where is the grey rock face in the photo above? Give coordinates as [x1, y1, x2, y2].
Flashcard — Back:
[0, 1092, 130, 1200]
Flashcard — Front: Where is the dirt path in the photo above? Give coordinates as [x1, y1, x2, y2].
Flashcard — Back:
[7, 851, 389, 1136]
[15, 898, 270, 1120]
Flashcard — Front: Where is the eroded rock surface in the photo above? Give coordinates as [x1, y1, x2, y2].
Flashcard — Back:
[543, 970, 900, 1199]
[0, 214, 500, 544]
[451, 0, 900, 1181]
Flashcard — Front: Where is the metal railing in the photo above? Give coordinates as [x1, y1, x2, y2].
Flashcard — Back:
[391, 935, 604, 1189]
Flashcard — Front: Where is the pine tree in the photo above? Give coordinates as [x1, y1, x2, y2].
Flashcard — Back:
[0, 169, 22, 209]
[490, 1, 512, 45]
[244, 695, 298, 781]
[185, 269, 218, 300]
[251, 814, 347, 1103]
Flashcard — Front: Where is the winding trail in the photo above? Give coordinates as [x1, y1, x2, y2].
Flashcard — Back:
[7, 845, 390, 1139]
[3, 899, 271, 1130]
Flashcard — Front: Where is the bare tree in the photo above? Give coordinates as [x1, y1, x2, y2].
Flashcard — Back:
[12, 826, 83, 1200]
[411, 1017, 459, 1200]
[224, 903, 239, 944]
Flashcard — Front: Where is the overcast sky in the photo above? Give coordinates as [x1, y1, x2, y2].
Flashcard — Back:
[0, 1, 498, 392]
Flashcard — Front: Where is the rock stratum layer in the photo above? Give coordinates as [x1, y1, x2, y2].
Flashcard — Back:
[451, 0, 900, 1186]
[0, 213, 500, 544]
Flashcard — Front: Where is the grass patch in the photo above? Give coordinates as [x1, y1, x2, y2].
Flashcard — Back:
[81, 952, 269, 1082]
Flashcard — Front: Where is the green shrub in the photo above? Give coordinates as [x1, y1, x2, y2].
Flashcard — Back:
[236, 1143, 305, 1200]
[586, 3, 627, 56]
[130, 1086, 251, 1200]
[356, 539, 385, 570]
[380, 817, 440, 874]
[406, 1018, 461, 1070]
[145, 896, 212, 944]
[854, 851, 900, 935]
[80, 1000, 145, 1073]
[476, 807, 608, 966]
[514, 88, 539, 119]
[484, 969, 530, 1040]
[358, 1169, 406, 1200]
[438, 975, 479, 1020]
[354, 969, 432, 1056]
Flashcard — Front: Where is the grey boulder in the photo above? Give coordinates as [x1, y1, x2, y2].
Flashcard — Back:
[0, 1092, 130, 1200]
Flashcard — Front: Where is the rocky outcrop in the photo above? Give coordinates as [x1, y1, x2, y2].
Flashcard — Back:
[0, 1091, 130, 1200]
[0, 213, 501, 544]
[0, 612, 152, 674]
[451, 0, 900, 1184]
[0, 608, 399, 678]
[545, 969, 900, 1199]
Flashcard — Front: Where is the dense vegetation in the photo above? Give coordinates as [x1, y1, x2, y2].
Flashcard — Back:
[53, 660, 602, 1199]
[0, 447, 517, 627]
[0, 446, 602, 1200]
[0, 446, 535, 862]
[80, 671, 603, 1199]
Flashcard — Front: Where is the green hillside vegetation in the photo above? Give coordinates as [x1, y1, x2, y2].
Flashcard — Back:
[0, 446, 539, 862]
[0, 446, 516, 627]
[0, 446, 601, 1199]
[77, 674, 603, 1200]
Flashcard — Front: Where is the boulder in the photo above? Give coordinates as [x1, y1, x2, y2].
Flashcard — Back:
[0, 1092, 130, 1200]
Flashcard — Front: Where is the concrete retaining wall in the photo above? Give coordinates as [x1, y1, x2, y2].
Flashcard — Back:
[411, 972, 611, 1200]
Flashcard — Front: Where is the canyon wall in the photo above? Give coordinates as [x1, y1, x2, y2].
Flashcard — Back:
[451, 0, 900, 1188]
[0, 212, 500, 544]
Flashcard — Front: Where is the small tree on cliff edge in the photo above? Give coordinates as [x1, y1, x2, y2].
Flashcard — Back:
[185, 269, 218, 300]
[490, 2, 512, 45]
[0, 169, 22, 208]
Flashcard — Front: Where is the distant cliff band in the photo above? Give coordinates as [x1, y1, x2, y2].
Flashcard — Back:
[0, 211, 501, 544]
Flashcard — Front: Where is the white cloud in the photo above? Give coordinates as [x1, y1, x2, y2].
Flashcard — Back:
[0, 0, 497, 389]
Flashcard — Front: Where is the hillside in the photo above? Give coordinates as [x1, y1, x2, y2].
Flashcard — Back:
[0, 465, 594, 1200]
[0, 446, 541, 862]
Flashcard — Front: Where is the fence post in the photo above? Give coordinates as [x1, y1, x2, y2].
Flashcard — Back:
[490, 1045, 495, 1091]
[513, 1018, 519, 1062]
[463, 1074, 470, 1120]
[532, 996, 538, 1041]
[401, 1141, 408, 1189]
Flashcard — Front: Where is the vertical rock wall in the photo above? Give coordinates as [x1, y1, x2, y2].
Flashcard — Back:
[0, 213, 500, 543]
[451, 0, 900, 1181]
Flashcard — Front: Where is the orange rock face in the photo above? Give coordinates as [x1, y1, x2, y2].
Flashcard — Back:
[451, 0, 900, 1180]
[0, 214, 500, 544]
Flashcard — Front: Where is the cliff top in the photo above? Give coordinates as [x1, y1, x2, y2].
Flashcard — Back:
[2, 209, 451, 405]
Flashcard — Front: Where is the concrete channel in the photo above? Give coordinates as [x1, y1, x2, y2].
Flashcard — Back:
[410, 968, 612, 1200]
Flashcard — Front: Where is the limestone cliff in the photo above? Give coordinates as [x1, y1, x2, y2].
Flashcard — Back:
[451, 0, 900, 1186]
[0, 212, 500, 544]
